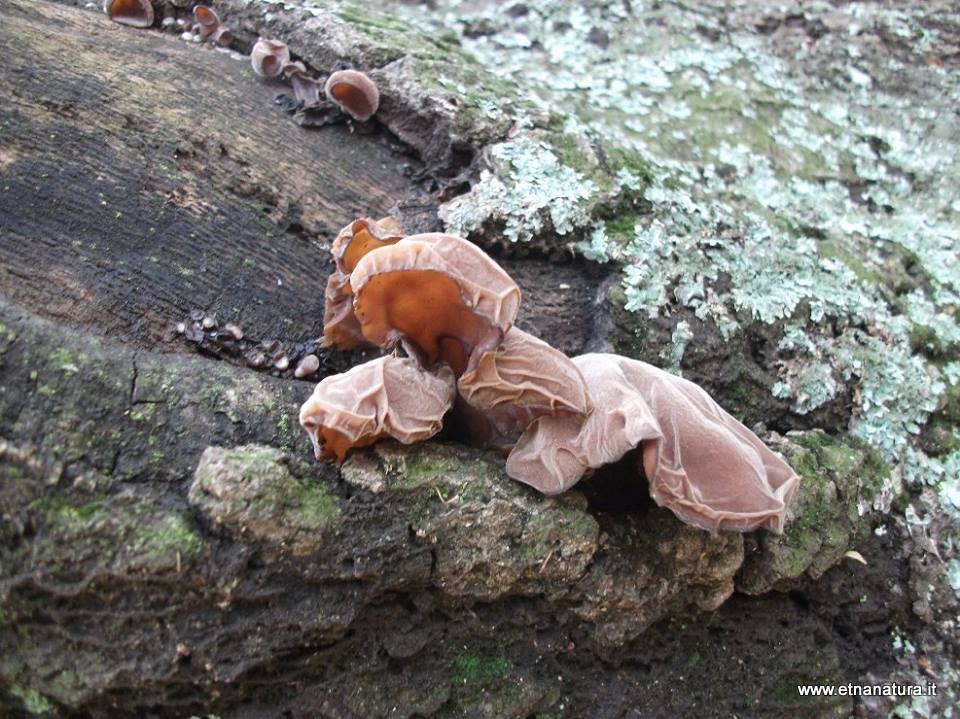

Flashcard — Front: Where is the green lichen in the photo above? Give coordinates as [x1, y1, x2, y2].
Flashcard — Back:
[440, 135, 598, 243]
[439, 126, 649, 251]
[397, 0, 960, 558]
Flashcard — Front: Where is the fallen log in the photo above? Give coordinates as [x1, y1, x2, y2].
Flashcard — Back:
[0, 2, 895, 717]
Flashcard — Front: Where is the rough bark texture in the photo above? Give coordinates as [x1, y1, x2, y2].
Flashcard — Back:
[0, 0, 412, 349]
[0, 1, 946, 718]
[0, 299, 897, 718]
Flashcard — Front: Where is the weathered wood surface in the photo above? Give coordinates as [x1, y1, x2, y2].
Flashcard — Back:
[0, 0, 416, 349]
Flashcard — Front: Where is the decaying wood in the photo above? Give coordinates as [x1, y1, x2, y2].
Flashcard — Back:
[0, 0, 416, 349]
[0, 0, 603, 362]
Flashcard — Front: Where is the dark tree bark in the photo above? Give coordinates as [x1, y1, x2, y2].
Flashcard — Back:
[0, 0, 416, 349]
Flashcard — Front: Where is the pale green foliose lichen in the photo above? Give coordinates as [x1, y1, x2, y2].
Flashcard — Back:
[439, 135, 597, 243]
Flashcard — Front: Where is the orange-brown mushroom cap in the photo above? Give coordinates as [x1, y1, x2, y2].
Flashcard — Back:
[251, 38, 291, 78]
[320, 218, 404, 350]
[331, 218, 404, 275]
[324, 69, 380, 122]
[210, 26, 233, 47]
[349, 233, 521, 376]
[506, 354, 800, 534]
[320, 270, 368, 350]
[104, 0, 154, 28]
[193, 5, 219, 27]
[299, 355, 456, 463]
[192, 5, 220, 38]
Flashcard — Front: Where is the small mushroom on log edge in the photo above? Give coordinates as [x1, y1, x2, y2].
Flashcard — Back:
[102, 9, 380, 126]
[103, 0, 154, 28]
[301, 219, 801, 534]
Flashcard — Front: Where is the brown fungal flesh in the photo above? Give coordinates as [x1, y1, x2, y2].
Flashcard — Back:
[320, 270, 367, 350]
[192, 5, 219, 39]
[299, 355, 456, 462]
[210, 26, 233, 47]
[289, 72, 323, 108]
[506, 354, 800, 533]
[280, 61, 322, 107]
[356, 270, 497, 375]
[321, 218, 404, 350]
[104, 0, 154, 28]
[251, 38, 290, 78]
[350, 234, 521, 376]
[192, 5, 218, 28]
[455, 327, 592, 448]
[331, 218, 403, 275]
[324, 69, 380, 122]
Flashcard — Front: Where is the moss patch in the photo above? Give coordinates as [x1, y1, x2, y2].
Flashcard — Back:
[453, 652, 512, 684]
[28, 496, 106, 534]
[22, 491, 204, 574]
[130, 513, 201, 562]
[7, 684, 54, 715]
[189, 445, 341, 555]
[739, 430, 893, 593]
[294, 481, 340, 531]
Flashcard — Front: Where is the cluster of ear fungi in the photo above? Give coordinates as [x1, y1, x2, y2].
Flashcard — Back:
[300, 220, 801, 534]
[182, 4, 233, 46]
[104, 1, 234, 46]
[251, 38, 380, 122]
[102, 3, 378, 123]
